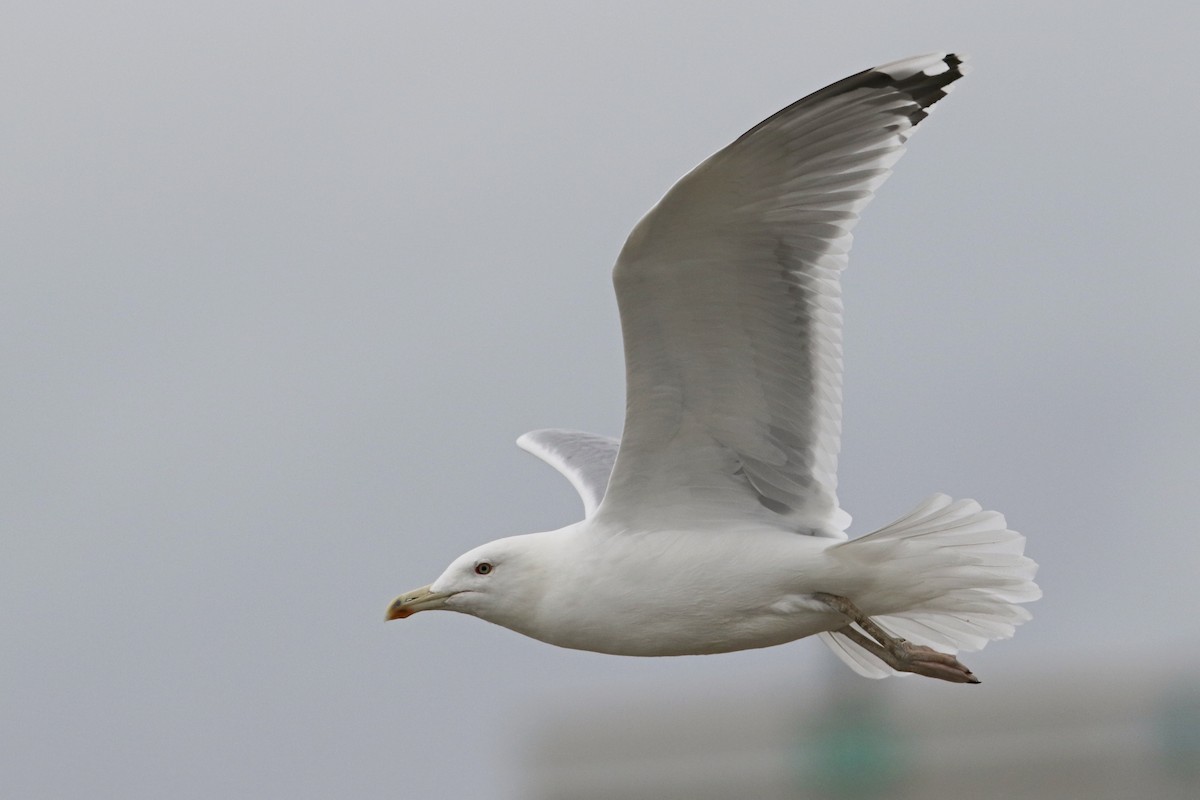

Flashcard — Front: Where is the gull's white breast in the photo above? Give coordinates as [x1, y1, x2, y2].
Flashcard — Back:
[517, 526, 844, 656]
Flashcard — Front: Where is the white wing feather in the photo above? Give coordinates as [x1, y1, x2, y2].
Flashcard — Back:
[595, 53, 967, 537]
[517, 429, 619, 518]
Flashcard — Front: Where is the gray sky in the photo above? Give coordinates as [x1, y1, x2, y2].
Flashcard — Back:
[4, 2, 1199, 798]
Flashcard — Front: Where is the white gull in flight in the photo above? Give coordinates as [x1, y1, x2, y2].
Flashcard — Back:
[388, 53, 1040, 683]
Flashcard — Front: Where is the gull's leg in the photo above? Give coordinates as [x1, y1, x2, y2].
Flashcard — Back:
[814, 592, 980, 684]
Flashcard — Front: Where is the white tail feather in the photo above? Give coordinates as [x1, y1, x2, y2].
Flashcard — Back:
[820, 494, 1040, 678]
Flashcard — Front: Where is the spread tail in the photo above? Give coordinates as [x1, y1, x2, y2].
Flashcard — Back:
[819, 494, 1041, 678]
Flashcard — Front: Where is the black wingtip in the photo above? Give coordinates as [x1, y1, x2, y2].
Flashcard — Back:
[866, 53, 968, 125]
[730, 52, 967, 148]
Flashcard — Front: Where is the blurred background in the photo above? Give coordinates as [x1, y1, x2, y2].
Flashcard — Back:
[3, 2, 1198, 798]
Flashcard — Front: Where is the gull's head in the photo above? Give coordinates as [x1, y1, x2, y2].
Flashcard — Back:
[385, 533, 558, 629]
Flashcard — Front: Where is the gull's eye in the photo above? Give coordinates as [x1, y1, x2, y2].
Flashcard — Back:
[474, 562, 493, 575]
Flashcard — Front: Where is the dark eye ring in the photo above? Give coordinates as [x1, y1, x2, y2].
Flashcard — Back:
[474, 562, 493, 575]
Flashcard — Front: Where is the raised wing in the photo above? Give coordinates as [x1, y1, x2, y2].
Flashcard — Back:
[596, 53, 966, 537]
[517, 429, 619, 518]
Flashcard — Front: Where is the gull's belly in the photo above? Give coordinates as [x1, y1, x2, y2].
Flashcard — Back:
[537, 590, 841, 656]
[524, 530, 845, 656]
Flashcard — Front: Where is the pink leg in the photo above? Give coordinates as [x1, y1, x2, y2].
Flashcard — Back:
[814, 592, 980, 684]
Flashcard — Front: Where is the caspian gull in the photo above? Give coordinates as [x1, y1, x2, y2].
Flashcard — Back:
[387, 53, 1040, 683]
